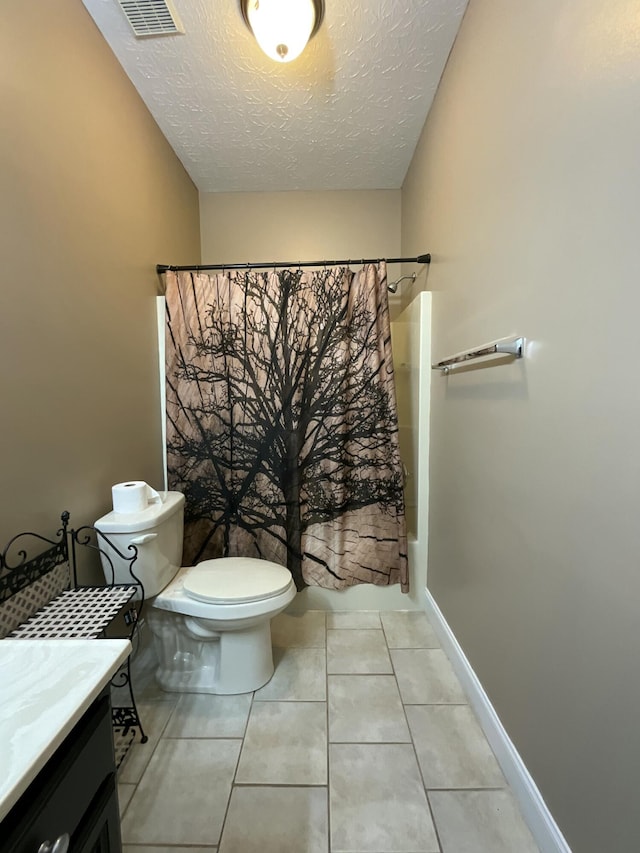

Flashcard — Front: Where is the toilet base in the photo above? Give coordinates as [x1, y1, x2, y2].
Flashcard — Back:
[147, 607, 275, 694]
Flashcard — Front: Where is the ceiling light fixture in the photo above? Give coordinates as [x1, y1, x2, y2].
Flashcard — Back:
[240, 0, 325, 63]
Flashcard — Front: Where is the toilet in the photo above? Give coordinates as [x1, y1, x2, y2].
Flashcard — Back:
[94, 491, 296, 694]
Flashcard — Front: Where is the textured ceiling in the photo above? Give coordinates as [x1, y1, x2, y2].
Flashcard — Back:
[82, 0, 468, 192]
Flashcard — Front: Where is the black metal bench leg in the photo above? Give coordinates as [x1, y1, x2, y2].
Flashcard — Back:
[110, 655, 148, 745]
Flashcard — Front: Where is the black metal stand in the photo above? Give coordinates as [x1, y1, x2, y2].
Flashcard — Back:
[0, 513, 148, 765]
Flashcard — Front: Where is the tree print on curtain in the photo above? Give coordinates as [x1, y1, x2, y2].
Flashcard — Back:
[164, 263, 408, 592]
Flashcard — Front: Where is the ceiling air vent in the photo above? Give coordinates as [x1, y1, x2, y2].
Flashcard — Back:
[117, 0, 185, 38]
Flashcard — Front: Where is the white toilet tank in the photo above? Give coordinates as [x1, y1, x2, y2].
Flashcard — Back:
[94, 491, 185, 597]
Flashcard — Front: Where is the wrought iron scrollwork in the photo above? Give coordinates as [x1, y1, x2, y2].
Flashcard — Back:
[69, 525, 145, 606]
[1, 512, 148, 750]
[0, 512, 70, 604]
[112, 705, 140, 734]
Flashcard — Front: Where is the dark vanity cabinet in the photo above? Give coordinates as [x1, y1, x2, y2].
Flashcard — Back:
[1, 689, 122, 853]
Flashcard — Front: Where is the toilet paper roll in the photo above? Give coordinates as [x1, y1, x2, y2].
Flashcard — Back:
[112, 481, 161, 514]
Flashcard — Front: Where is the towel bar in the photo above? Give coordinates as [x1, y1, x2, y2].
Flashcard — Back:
[432, 337, 524, 374]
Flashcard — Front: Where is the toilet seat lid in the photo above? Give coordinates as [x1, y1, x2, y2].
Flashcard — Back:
[183, 558, 293, 604]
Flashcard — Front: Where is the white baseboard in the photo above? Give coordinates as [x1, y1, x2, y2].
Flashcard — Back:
[422, 587, 571, 853]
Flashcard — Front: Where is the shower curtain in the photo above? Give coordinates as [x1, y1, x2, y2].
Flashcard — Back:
[164, 263, 408, 592]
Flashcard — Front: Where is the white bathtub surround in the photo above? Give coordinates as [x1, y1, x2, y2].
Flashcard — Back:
[286, 571, 424, 611]
[0, 638, 130, 820]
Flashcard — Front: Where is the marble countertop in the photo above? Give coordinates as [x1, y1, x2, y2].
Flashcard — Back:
[0, 638, 131, 821]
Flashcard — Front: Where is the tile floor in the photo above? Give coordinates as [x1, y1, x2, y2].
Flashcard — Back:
[117, 609, 540, 852]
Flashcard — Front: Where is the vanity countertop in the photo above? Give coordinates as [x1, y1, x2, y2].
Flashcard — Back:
[0, 638, 131, 821]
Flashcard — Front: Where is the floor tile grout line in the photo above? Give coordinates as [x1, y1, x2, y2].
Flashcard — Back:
[331, 670, 387, 682]
[117, 694, 180, 821]
[327, 738, 414, 746]
[215, 687, 256, 850]
[324, 612, 333, 853]
[426, 786, 507, 792]
[219, 613, 332, 847]
[327, 620, 382, 630]
[120, 845, 218, 849]
[117, 782, 136, 823]
[232, 781, 329, 788]
[121, 846, 217, 850]
[390, 626, 444, 853]
[392, 645, 469, 705]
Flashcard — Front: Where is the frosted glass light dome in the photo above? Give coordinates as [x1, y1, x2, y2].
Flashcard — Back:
[244, 0, 320, 63]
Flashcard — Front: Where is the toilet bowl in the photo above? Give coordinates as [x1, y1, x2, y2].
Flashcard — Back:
[94, 491, 296, 694]
[148, 558, 295, 694]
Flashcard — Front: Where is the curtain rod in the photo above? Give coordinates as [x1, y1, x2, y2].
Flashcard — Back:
[156, 253, 431, 275]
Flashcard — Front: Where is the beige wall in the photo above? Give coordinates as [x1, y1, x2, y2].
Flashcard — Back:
[402, 0, 640, 849]
[0, 1, 200, 544]
[200, 190, 401, 268]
